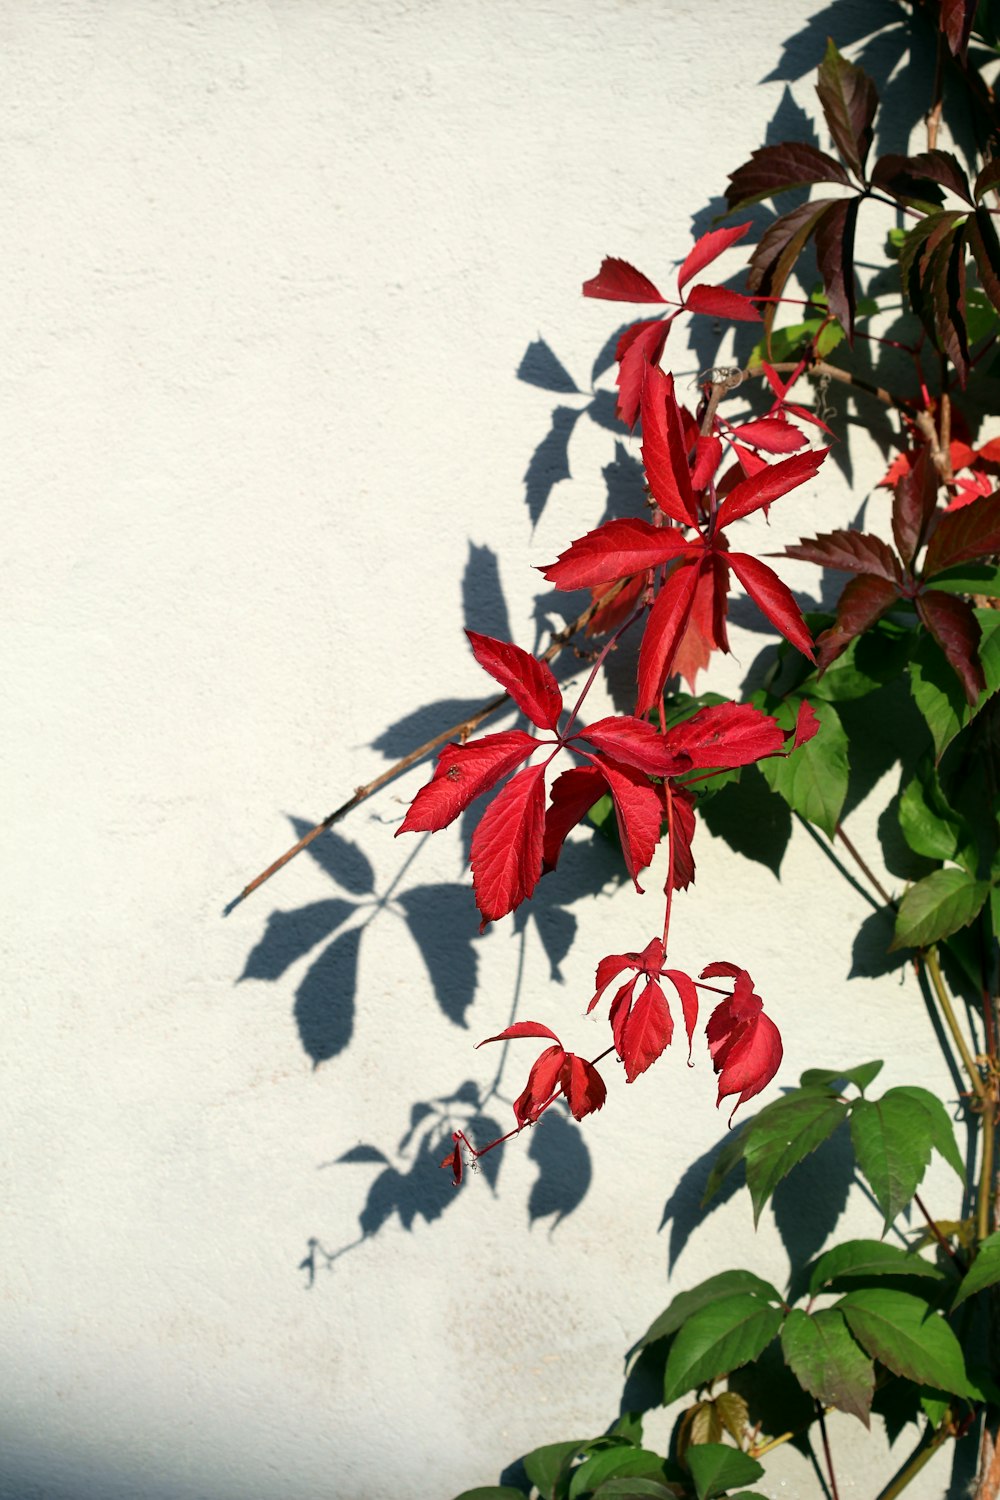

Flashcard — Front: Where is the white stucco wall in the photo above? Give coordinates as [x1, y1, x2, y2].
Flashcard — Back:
[3, 3, 972, 1498]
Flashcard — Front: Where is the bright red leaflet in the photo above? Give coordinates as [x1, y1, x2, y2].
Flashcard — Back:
[701, 963, 783, 1118]
[640, 365, 699, 525]
[677, 223, 752, 291]
[685, 284, 762, 322]
[616, 319, 673, 429]
[582, 257, 665, 302]
[470, 763, 547, 927]
[466, 630, 563, 730]
[540, 517, 688, 592]
[396, 730, 540, 834]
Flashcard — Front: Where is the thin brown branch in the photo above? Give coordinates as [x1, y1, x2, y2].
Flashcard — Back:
[835, 824, 897, 910]
[765, 358, 915, 413]
[225, 585, 623, 913]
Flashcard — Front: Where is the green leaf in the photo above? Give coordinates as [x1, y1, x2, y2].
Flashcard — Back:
[890, 868, 989, 950]
[839, 1288, 970, 1395]
[587, 794, 621, 849]
[568, 1450, 668, 1500]
[685, 1445, 764, 1500]
[632, 1271, 781, 1358]
[808, 1239, 946, 1296]
[663, 1295, 784, 1404]
[780, 1308, 874, 1424]
[454, 1490, 528, 1500]
[849, 1086, 961, 1226]
[908, 609, 1000, 757]
[756, 696, 849, 837]
[523, 1441, 589, 1498]
[952, 1231, 1000, 1308]
[805, 622, 912, 700]
[927, 563, 1000, 597]
[992, 883, 1000, 940]
[920, 1390, 951, 1428]
[701, 1128, 750, 1207]
[799, 1060, 883, 1093]
[898, 761, 966, 862]
[743, 1092, 849, 1224]
[748, 316, 844, 367]
[592, 1481, 681, 1499]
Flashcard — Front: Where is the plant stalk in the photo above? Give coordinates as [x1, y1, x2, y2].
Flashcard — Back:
[925, 947, 987, 1103]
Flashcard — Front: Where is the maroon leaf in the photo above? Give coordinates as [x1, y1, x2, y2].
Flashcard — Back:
[587, 753, 664, 890]
[731, 417, 807, 454]
[814, 196, 860, 340]
[916, 591, 985, 705]
[784, 529, 903, 583]
[397, 730, 541, 834]
[542, 765, 607, 872]
[714, 446, 827, 530]
[750, 198, 839, 342]
[975, 160, 1000, 203]
[583, 257, 665, 302]
[559, 1054, 607, 1119]
[726, 141, 852, 209]
[892, 448, 939, 566]
[470, 763, 547, 926]
[619, 977, 674, 1082]
[575, 715, 689, 777]
[816, 574, 900, 672]
[669, 701, 787, 769]
[640, 365, 698, 525]
[541, 517, 689, 591]
[466, 631, 563, 730]
[677, 223, 751, 291]
[477, 1020, 562, 1047]
[872, 150, 972, 206]
[440, 1136, 464, 1186]
[928, 224, 970, 384]
[636, 558, 701, 714]
[815, 39, 878, 179]
[514, 1045, 567, 1125]
[615, 317, 673, 428]
[663, 969, 700, 1059]
[923, 490, 1000, 576]
[685, 284, 762, 322]
[729, 553, 816, 660]
[668, 785, 698, 892]
[966, 208, 1000, 317]
[940, 0, 976, 59]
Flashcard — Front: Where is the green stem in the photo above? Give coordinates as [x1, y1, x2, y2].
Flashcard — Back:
[979, 1095, 996, 1242]
[874, 1426, 951, 1500]
[925, 946, 986, 1103]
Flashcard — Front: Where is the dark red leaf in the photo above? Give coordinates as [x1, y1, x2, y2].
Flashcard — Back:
[975, 160, 1000, 203]
[583, 257, 665, 302]
[640, 364, 698, 525]
[726, 141, 852, 209]
[586, 753, 664, 890]
[715, 446, 828, 530]
[669, 701, 787, 769]
[966, 208, 1000, 317]
[916, 591, 985, 706]
[731, 417, 807, 454]
[783, 529, 903, 583]
[685, 284, 762, 322]
[872, 150, 972, 206]
[586, 573, 646, 639]
[672, 559, 720, 690]
[514, 1045, 567, 1125]
[559, 1054, 607, 1119]
[541, 517, 689, 591]
[440, 1136, 464, 1186]
[816, 574, 900, 672]
[478, 1020, 562, 1047]
[397, 730, 541, 834]
[892, 447, 939, 566]
[470, 762, 547, 926]
[814, 196, 860, 340]
[636, 558, 701, 714]
[815, 39, 878, 179]
[929, 224, 970, 384]
[542, 765, 607, 872]
[619, 977, 674, 1082]
[940, 0, 976, 60]
[748, 200, 837, 343]
[615, 317, 673, 428]
[667, 785, 698, 892]
[728, 552, 816, 660]
[466, 631, 563, 731]
[575, 715, 690, 777]
[677, 223, 752, 290]
[923, 489, 1000, 575]
[663, 969, 699, 1060]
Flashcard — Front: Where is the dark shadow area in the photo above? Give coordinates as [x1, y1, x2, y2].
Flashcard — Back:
[658, 1136, 748, 1269]
[700, 767, 793, 877]
[526, 1110, 592, 1231]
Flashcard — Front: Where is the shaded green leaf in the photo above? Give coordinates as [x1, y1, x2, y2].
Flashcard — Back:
[568, 1450, 668, 1500]
[744, 1093, 849, 1224]
[799, 1060, 883, 1093]
[756, 696, 848, 837]
[781, 1307, 874, 1423]
[898, 759, 967, 862]
[889, 1086, 964, 1177]
[686, 1444, 764, 1500]
[701, 1127, 750, 1208]
[454, 1490, 528, 1500]
[839, 1288, 970, 1395]
[633, 1271, 780, 1359]
[952, 1231, 1000, 1308]
[523, 1440, 589, 1498]
[891, 868, 988, 950]
[850, 1095, 934, 1227]
[592, 1480, 681, 1499]
[663, 1296, 784, 1404]
[809, 1239, 947, 1297]
[928, 564, 1000, 597]
[908, 608, 1000, 757]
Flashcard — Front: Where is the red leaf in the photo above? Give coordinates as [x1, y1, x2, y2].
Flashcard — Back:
[477, 1020, 562, 1047]
[715, 446, 828, 530]
[726, 141, 852, 209]
[783, 529, 903, 583]
[440, 1135, 464, 1186]
[923, 490, 1000, 577]
[559, 1054, 607, 1119]
[728, 552, 816, 660]
[667, 785, 698, 892]
[619, 977, 674, 1082]
[916, 591, 985, 706]
[609, 977, 638, 1056]
[685, 284, 762, 323]
[677, 223, 752, 290]
[466, 630, 563, 730]
[470, 763, 547, 926]
[586, 753, 664, 891]
[731, 417, 807, 454]
[575, 715, 689, 778]
[586, 573, 646, 638]
[590, 951, 638, 1012]
[636, 558, 701, 714]
[792, 700, 821, 749]
[542, 765, 607, 872]
[672, 560, 720, 690]
[583, 257, 665, 302]
[814, 196, 860, 340]
[397, 730, 540, 834]
[700, 959, 743, 981]
[640, 365, 698, 525]
[816, 574, 900, 672]
[615, 318, 673, 428]
[706, 988, 783, 1116]
[966, 209, 1000, 319]
[731, 445, 771, 479]
[663, 969, 699, 1060]
[815, 39, 878, 179]
[668, 701, 786, 769]
[748, 200, 836, 332]
[892, 447, 938, 566]
[541, 517, 689, 591]
[873, 150, 972, 206]
[940, 0, 976, 60]
[691, 435, 723, 489]
[514, 1045, 567, 1125]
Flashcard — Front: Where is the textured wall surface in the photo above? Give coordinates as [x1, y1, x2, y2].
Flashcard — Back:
[3, 3, 967, 1498]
